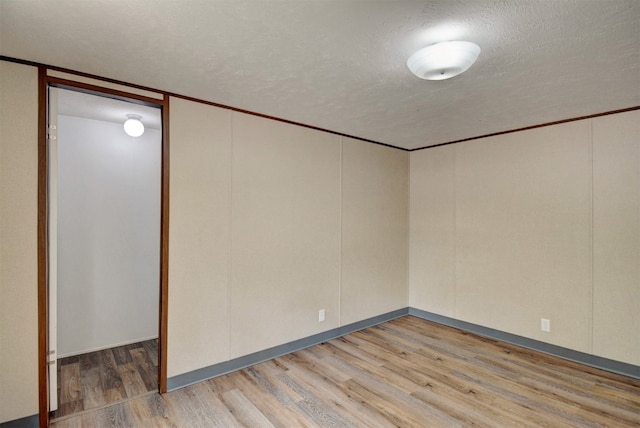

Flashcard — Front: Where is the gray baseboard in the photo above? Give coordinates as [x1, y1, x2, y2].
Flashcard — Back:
[408, 307, 640, 380]
[0, 415, 38, 428]
[9, 306, 635, 426]
[8, 307, 634, 426]
[167, 307, 409, 391]
[169, 306, 639, 391]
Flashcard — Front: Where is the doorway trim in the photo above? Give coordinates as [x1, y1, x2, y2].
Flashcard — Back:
[37, 68, 170, 427]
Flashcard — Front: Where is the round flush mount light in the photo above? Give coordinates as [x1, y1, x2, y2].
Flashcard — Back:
[123, 114, 145, 137]
[407, 41, 481, 80]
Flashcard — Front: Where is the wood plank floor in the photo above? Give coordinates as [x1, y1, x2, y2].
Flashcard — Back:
[52, 316, 640, 427]
[51, 339, 158, 421]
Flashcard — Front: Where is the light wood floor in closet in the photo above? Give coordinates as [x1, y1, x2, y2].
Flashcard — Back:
[51, 339, 158, 421]
[52, 316, 640, 427]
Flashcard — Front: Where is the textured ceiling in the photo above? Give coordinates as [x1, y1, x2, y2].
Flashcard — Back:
[1, 0, 639, 150]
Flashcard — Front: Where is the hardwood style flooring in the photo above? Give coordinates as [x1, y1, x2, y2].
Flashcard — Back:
[51, 339, 158, 421]
[52, 316, 640, 427]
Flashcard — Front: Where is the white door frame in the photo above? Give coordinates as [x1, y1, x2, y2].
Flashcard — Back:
[47, 86, 59, 412]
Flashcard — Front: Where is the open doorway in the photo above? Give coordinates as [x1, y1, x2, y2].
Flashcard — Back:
[47, 87, 162, 420]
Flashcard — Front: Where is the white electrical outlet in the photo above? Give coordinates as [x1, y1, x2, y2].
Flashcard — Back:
[541, 318, 551, 332]
[318, 309, 325, 322]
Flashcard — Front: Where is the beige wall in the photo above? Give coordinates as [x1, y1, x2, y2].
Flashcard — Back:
[592, 110, 640, 364]
[455, 122, 592, 353]
[168, 101, 409, 376]
[410, 112, 640, 365]
[341, 138, 408, 325]
[230, 113, 342, 357]
[167, 98, 232, 377]
[409, 145, 455, 317]
[0, 61, 39, 423]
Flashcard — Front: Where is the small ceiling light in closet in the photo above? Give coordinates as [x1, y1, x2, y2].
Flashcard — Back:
[123, 114, 145, 137]
[407, 41, 481, 80]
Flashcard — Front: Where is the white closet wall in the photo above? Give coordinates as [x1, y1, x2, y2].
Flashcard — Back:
[57, 115, 161, 357]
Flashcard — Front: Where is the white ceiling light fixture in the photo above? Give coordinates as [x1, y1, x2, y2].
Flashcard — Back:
[123, 114, 145, 137]
[407, 41, 481, 80]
